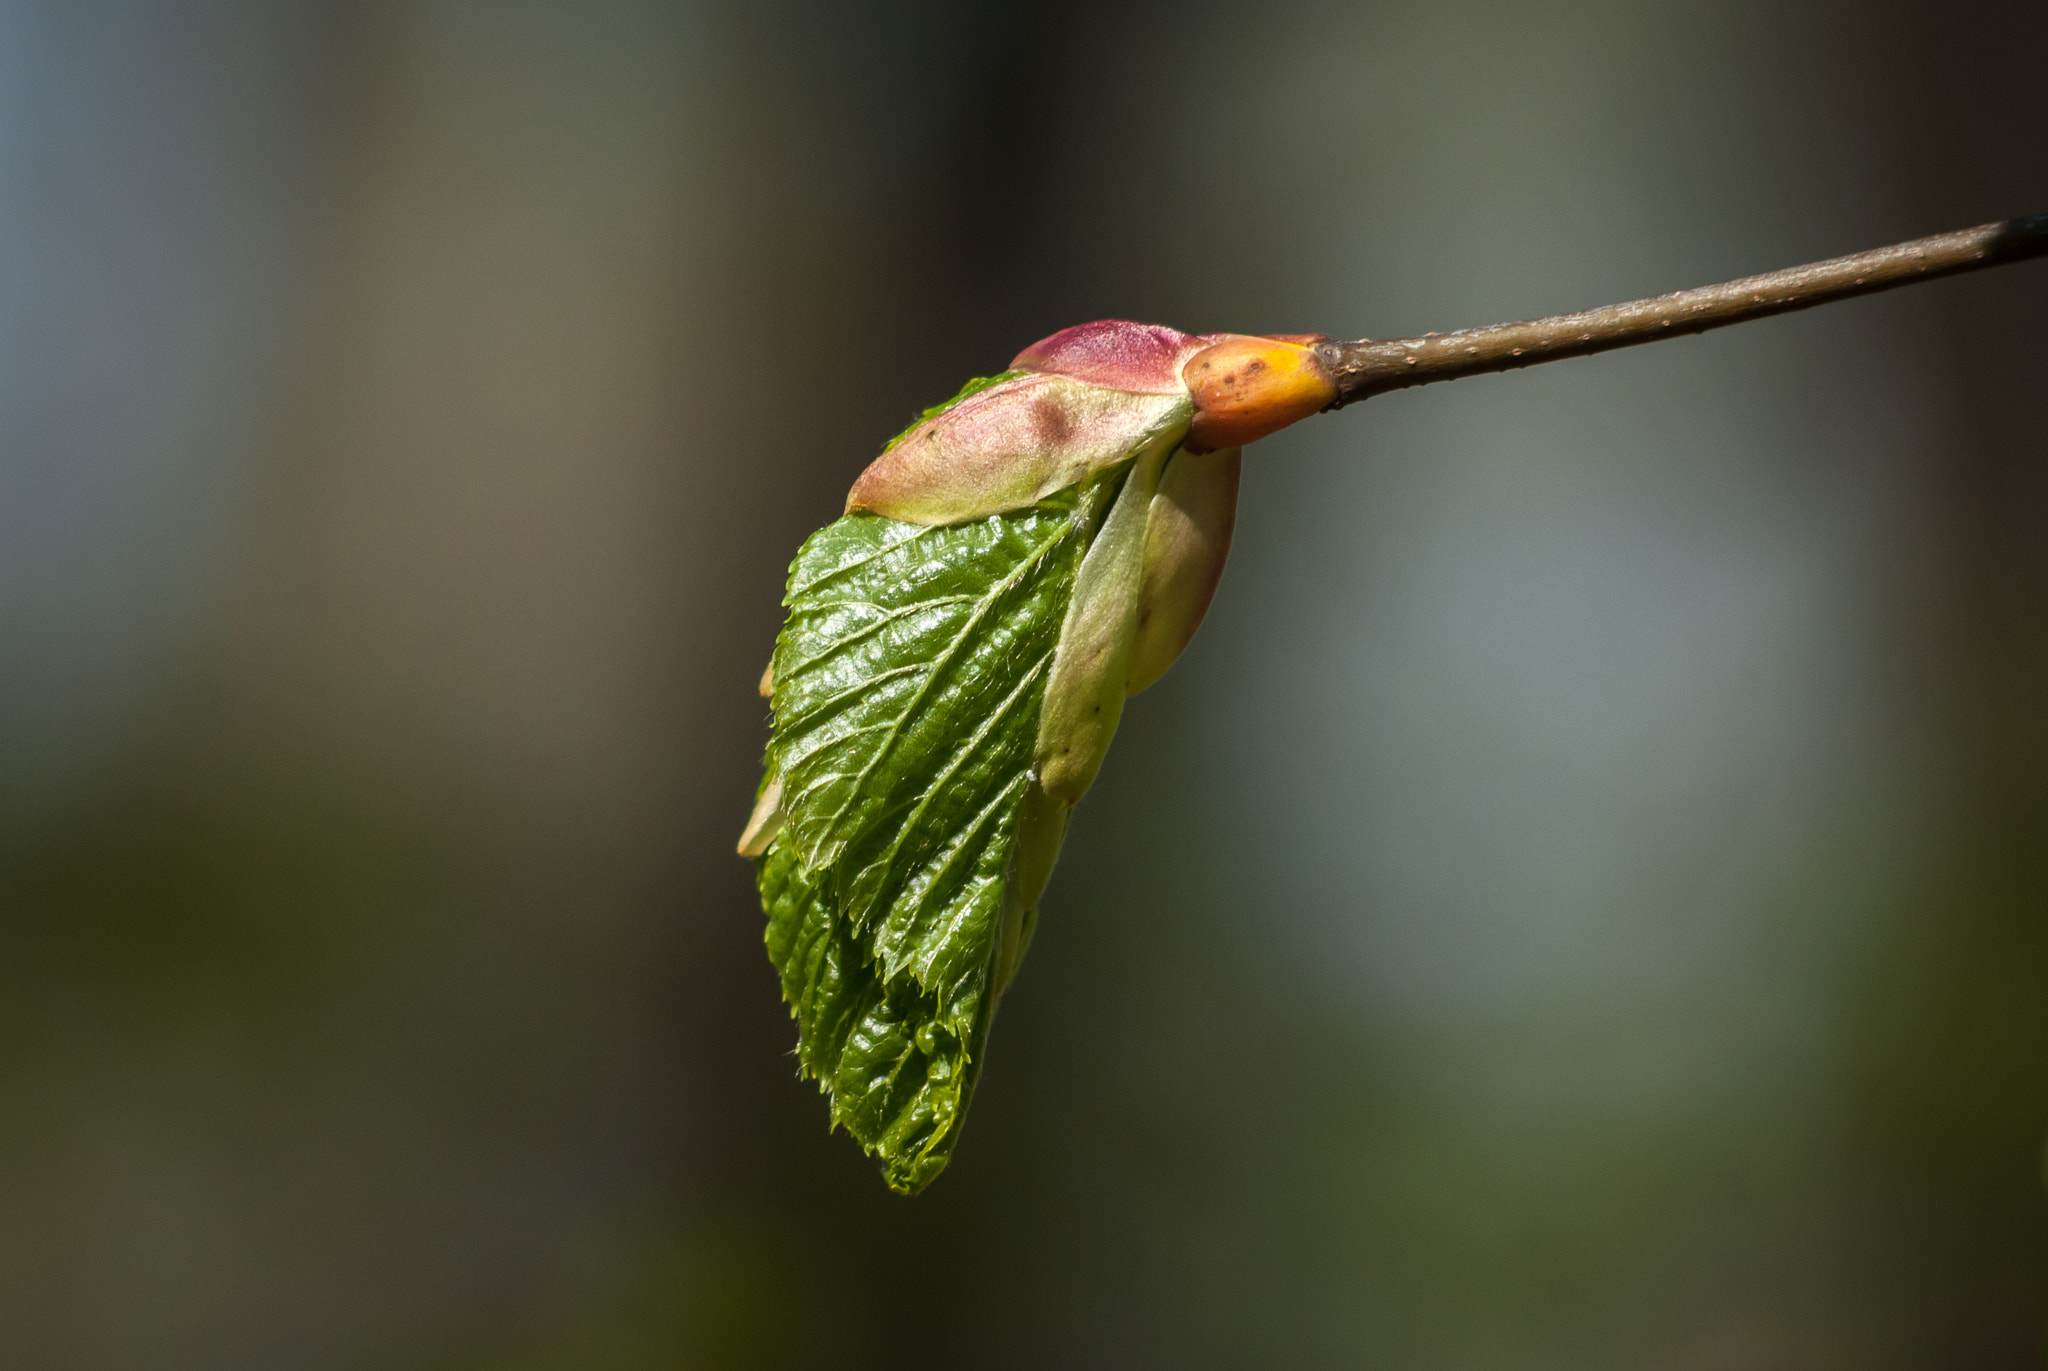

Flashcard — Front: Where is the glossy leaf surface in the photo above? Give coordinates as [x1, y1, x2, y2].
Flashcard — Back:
[757, 481, 1109, 1190]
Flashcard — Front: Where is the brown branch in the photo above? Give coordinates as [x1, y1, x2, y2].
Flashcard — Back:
[1317, 214, 2048, 407]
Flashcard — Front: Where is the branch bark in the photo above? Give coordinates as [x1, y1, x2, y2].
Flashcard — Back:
[1317, 214, 2048, 407]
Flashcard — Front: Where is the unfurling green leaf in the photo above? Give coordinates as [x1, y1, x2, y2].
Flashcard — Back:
[756, 483, 1104, 1191]
[746, 320, 1330, 1191]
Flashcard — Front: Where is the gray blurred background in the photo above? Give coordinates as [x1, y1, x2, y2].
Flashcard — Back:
[0, 2, 2043, 1367]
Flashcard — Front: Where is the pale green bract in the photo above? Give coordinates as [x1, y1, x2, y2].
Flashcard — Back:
[756, 473, 1110, 1192]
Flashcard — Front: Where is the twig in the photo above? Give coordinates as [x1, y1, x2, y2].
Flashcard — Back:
[1317, 214, 2048, 407]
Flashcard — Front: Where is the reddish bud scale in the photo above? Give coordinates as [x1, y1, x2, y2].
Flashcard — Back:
[1010, 320, 1209, 393]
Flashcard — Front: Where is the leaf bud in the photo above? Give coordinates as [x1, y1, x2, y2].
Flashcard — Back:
[1181, 334, 1337, 452]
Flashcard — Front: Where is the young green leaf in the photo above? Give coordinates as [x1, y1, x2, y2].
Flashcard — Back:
[756, 482, 1107, 1191]
[745, 321, 1336, 1191]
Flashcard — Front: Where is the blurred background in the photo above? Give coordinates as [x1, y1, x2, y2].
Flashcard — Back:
[0, 1, 2043, 1366]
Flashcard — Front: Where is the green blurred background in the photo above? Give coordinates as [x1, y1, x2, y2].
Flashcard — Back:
[1, 1, 2044, 1366]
